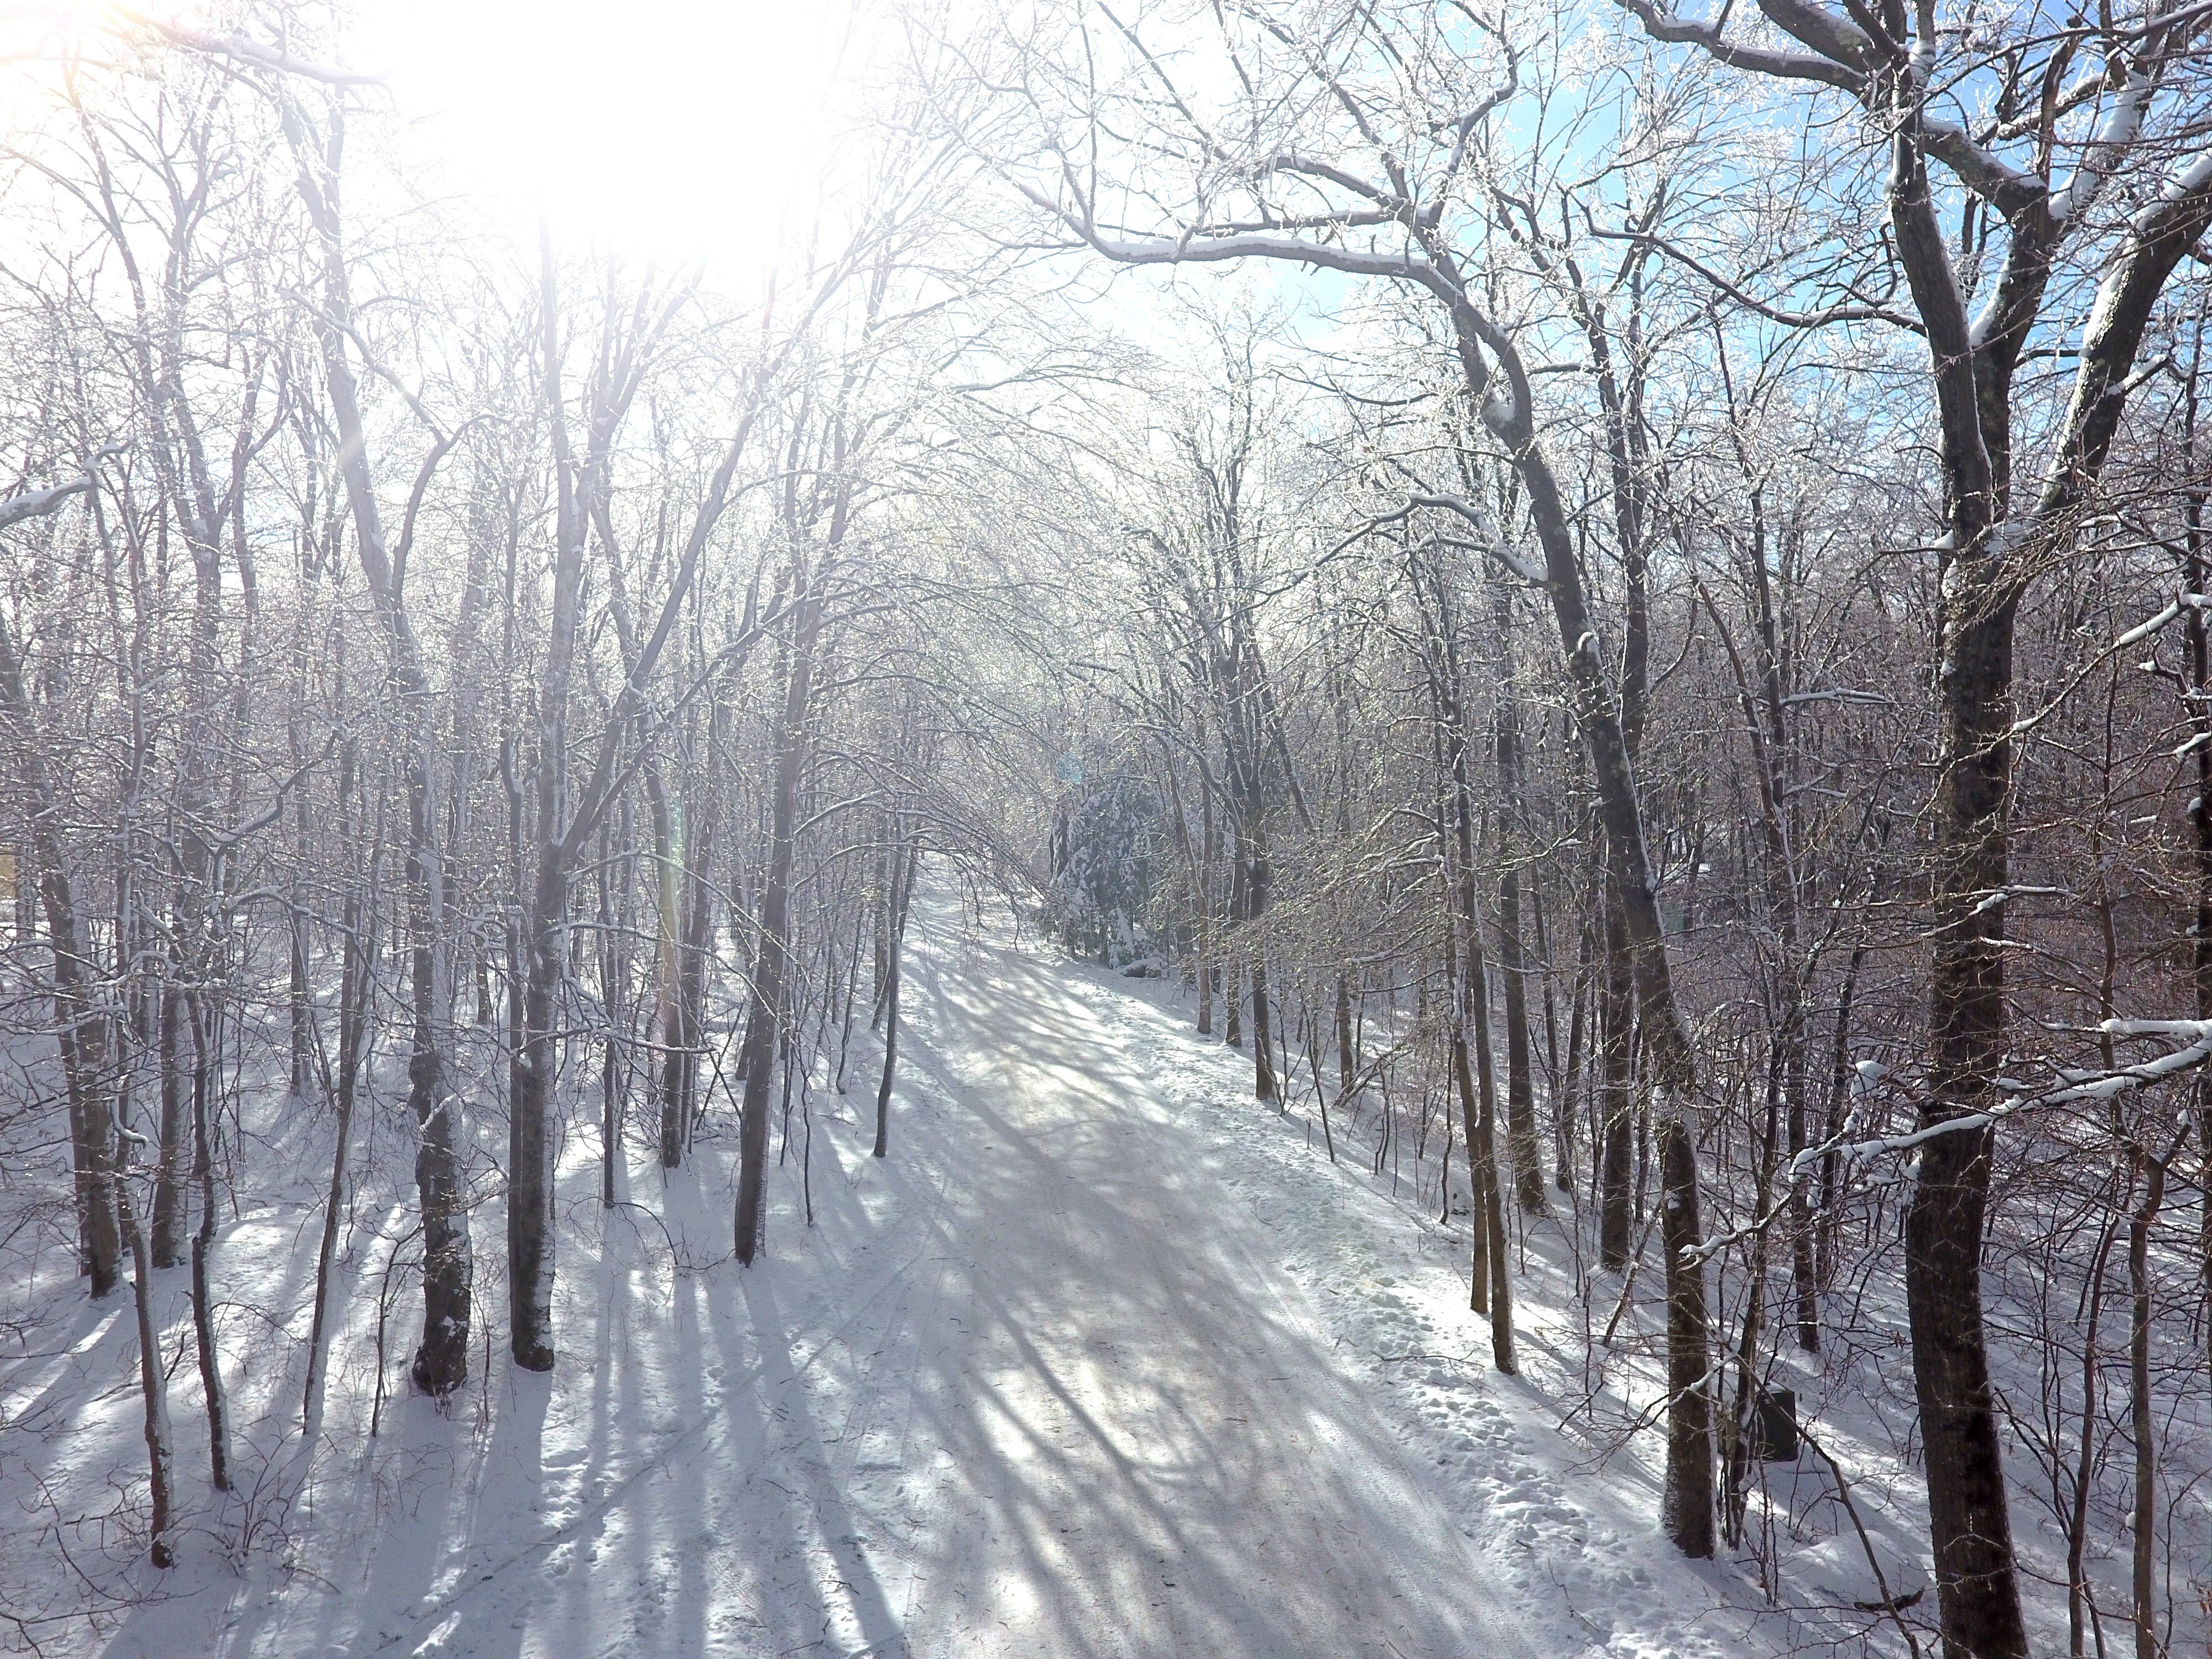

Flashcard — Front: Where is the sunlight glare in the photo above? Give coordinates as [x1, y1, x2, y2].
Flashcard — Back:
[350, 0, 864, 265]
[0, 0, 122, 56]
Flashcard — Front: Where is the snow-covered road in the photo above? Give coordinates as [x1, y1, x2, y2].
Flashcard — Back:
[830, 905, 1535, 1658]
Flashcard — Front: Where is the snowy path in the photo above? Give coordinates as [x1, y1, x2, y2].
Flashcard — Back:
[828, 909, 1536, 1658]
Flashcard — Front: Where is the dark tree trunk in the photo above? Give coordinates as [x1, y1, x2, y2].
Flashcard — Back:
[1598, 893, 1635, 1267]
[1417, 536, 1515, 1369]
[0, 593, 122, 1297]
[1493, 659, 1544, 1212]
[1232, 830, 1275, 1103]
[1657, 1112, 1713, 1558]
[150, 988, 186, 1268]
[113, 1159, 173, 1567]
[1913, 541, 2028, 1659]
[2183, 343, 2212, 1305]
[186, 994, 231, 1490]
[2128, 1146, 2166, 1659]
[1335, 972, 1355, 1101]
[874, 836, 919, 1159]
[305, 800, 373, 1422]
[874, 938, 902, 1160]
[736, 562, 825, 1265]
[1197, 787, 1215, 1036]
[665, 785, 720, 1159]
[647, 761, 683, 1168]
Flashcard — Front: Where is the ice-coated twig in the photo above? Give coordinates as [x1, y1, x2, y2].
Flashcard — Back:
[2007, 593, 2190, 742]
[1799, 1018, 2212, 1171]
[1406, 492, 1547, 584]
[124, 12, 383, 86]
[1686, 1020, 2212, 1265]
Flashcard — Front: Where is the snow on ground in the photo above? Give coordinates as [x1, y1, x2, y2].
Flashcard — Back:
[4, 891, 1810, 1657]
[1003, 930, 1766, 1659]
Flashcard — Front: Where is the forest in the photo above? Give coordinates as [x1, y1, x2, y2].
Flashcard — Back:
[2, 1, 2210, 1656]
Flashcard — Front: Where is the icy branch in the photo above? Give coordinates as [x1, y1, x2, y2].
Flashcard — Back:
[1944, 884, 2073, 925]
[2114, 596, 2182, 648]
[1590, 227, 1916, 332]
[127, 14, 384, 86]
[1407, 492, 1546, 583]
[1699, 1020, 2212, 1261]
[1780, 687, 1894, 707]
[0, 472, 93, 532]
[1923, 119, 2051, 216]
[1610, 0, 1866, 91]
[1016, 186, 1442, 284]
[2049, 70, 2152, 223]
[2151, 146, 2212, 212]
[1799, 1018, 2212, 1171]
[2006, 594, 2187, 742]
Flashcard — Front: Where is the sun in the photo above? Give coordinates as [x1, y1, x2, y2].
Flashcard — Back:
[0, 0, 125, 55]
[347, 0, 868, 268]
[1, 0, 875, 273]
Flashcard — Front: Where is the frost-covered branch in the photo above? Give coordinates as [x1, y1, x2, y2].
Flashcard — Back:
[127, 13, 383, 86]
[1015, 184, 1442, 282]
[1590, 227, 1918, 332]
[1801, 1019, 2212, 1172]
[1406, 493, 1546, 583]
[0, 471, 93, 532]
[2003, 593, 2194, 743]
[1610, 0, 1867, 91]
[1688, 1021, 2212, 1264]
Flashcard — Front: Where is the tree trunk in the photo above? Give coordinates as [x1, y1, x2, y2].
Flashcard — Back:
[736, 562, 826, 1265]
[646, 760, 683, 1168]
[114, 1161, 174, 1568]
[284, 99, 472, 1396]
[508, 858, 568, 1371]
[2183, 348, 2212, 1306]
[150, 988, 186, 1269]
[1494, 698, 1544, 1211]
[1914, 549, 2028, 1657]
[669, 779, 721, 1147]
[597, 817, 625, 1204]
[1335, 972, 1355, 1100]
[1238, 832, 1276, 1102]
[304, 807, 372, 1424]
[1598, 893, 1635, 1267]
[186, 994, 231, 1490]
[2128, 1146, 2167, 1659]
[1, 601, 122, 1298]
[1197, 788, 1215, 1036]
[874, 836, 920, 1160]
[1463, 961, 1515, 1373]
[1656, 1111, 1713, 1558]
[1424, 540, 1515, 1369]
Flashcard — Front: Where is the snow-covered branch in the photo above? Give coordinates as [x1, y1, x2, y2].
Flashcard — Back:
[2004, 593, 2195, 743]
[1610, 0, 1867, 91]
[1922, 118, 2051, 217]
[1590, 227, 1918, 332]
[0, 471, 93, 533]
[127, 14, 384, 86]
[1689, 1021, 2212, 1265]
[1406, 493, 1546, 583]
[1798, 1018, 2212, 1173]
[2048, 69, 2152, 223]
[1015, 184, 1442, 283]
